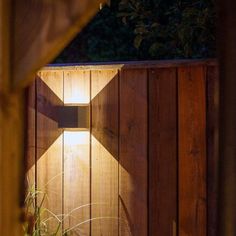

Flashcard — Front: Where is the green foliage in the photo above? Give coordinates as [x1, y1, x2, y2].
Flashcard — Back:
[55, 0, 216, 63]
[22, 185, 62, 236]
[55, 5, 138, 63]
[118, 0, 216, 59]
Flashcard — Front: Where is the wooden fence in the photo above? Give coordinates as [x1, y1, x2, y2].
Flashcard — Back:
[26, 59, 218, 236]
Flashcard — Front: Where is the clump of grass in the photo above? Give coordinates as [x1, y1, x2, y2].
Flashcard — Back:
[23, 176, 131, 235]
[22, 184, 47, 235]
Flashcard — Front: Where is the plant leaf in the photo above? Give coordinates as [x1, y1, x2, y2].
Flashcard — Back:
[134, 35, 143, 48]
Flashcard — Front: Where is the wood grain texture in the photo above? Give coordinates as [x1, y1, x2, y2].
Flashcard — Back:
[178, 66, 207, 236]
[207, 66, 219, 236]
[39, 70, 64, 101]
[218, 3, 236, 233]
[64, 70, 90, 105]
[30, 63, 218, 236]
[149, 68, 177, 236]
[26, 81, 36, 187]
[91, 69, 118, 99]
[91, 69, 119, 236]
[119, 68, 148, 236]
[0, 1, 24, 235]
[91, 69, 119, 157]
[36, 71, 63, 233]
[63, 131, 90, 235]
[13, 0, 106, 89]
[63, 69, 90, 235]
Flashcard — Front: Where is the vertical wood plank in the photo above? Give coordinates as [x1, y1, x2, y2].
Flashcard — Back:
[119, 68, 148, 236]
[0, 2, 25, 235]
[63, 131, 90, 235]
[36, 70, 64, 233]
[64, 70, 90, 104]
[26, 81, 36, 188]
[91, 69, 119, 236]
[63, 70, 90, 235]
[91, 69, 118, 100]
[207, 66, 219, 236]
[149, 68, 177, 236]
[178, 66, 207, 236]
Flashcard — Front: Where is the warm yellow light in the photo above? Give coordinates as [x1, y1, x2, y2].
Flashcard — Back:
[64, 95, 89, 105]
[64, 131, 89, 146]
[64, 71, 90, 104]
[91, 70, 117, 99]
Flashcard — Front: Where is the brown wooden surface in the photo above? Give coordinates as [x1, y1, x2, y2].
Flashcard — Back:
[0, 0, 103, 234]
[63, 70, 90, 235]
[119, 68, 148, 236]
[26, 62, 219, 236]
[91, 69, 119, 235]
[13, 0, 105, 88]
[44, 59, 217, 71]
[207, 66, 219, 236]
[218, 2, 236, 234]
[64, 70, 90, 104]
[178, 66, 207, 236]
[149, 68, 177, 236]
[0, 1, 24, 235]
[36, 70, 64, 233]
[26, 81, 36, 187]
[64, 131, 90, 235]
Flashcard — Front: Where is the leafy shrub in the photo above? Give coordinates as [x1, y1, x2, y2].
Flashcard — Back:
[55, 5, 138, 63]
[55, 0, 216, 62]
[118, 0, 216, 59]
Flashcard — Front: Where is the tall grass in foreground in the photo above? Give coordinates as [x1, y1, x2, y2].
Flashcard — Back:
[23, 177, 131, 236]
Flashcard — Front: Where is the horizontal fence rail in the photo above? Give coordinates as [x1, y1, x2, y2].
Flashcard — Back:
[26, 59, 219, 236]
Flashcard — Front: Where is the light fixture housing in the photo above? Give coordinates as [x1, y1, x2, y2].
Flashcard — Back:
[58, 105, 89, 130]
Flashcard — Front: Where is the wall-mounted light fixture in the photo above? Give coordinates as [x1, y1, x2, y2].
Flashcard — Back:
[58, 105, 90, 130]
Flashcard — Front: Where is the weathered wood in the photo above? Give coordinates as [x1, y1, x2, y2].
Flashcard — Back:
[36, 71, 63, 233]
[91, 69, 119, 235]
[13, 0, 106, 88]
[149, 68, 177, 236]
[178, 66, 207, 236]
[119, 68, 148, 236]
[63, 70, 90, 235]
[207, 66, 219, 236]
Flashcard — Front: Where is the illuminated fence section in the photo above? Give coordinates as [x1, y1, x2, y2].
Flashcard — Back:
[26, 60, 219, 236]
[63, 69, 91, 235]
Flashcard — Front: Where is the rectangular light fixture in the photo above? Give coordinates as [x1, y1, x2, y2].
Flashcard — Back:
[58, 105, 89, 130]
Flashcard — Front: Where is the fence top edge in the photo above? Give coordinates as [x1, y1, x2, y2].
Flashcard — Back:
[40, 58, 218, 71]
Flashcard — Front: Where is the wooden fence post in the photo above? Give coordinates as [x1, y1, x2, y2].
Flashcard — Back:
[0, 1, 103, 234]
[218, 0, 236, 235]
[0, 1, 25, 235]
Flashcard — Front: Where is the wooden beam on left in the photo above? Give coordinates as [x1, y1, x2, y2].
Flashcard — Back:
[0, 1, 25, 235]
[0, 0, 104, 235]
[13, 0, 107, 89]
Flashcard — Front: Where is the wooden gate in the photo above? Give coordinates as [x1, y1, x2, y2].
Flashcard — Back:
[26, 59, 218, 236]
